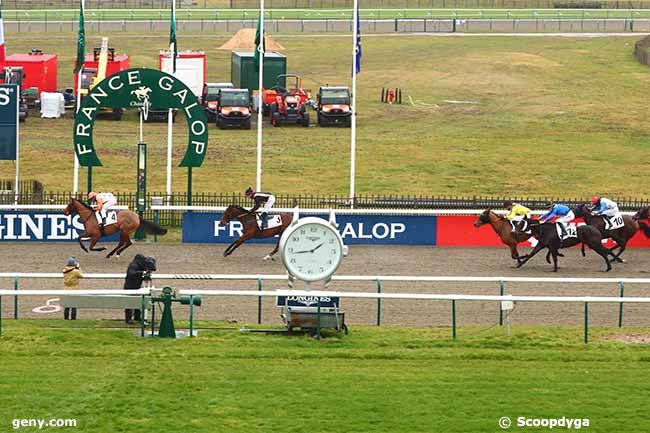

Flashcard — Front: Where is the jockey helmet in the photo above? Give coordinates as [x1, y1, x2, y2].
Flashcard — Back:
[88, 191, 97, 200]
[591, 196, 600, 205]
[245, 186, 254, 196]
[503, 200, 513, 208]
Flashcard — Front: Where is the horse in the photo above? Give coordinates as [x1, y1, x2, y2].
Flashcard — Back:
[219, 205, 293, 260]
[573, 203, 638, 263]
[514, 217, 612, 272]
[474, 209, 534, 261]
[64, 197, 167, 258]
[631, 205, 650, 238]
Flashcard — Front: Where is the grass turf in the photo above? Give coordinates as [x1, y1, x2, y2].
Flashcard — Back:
[1, 321, 650, 432]
[2, 34, 650, 198]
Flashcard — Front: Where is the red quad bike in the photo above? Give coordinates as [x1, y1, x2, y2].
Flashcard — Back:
[263, 74, 311, 127]
[317, 86, 352, 127]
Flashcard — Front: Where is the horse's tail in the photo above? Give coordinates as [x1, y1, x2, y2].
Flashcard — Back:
[139, 217, 167, 235]
[638, 221, 650, 238]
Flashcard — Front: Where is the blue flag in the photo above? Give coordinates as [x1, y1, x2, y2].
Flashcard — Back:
[354, 9, 362, 75]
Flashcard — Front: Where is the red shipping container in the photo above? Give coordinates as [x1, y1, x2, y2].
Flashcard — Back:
[4, 53, 58, 94]
[73, 54, 130, 95]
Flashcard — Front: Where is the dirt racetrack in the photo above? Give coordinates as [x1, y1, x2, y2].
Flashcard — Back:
[2, 242, 650, 329]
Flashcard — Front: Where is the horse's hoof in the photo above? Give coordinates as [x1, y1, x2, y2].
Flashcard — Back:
[115, 254, 120, 260]
[262, 255, 272, 261]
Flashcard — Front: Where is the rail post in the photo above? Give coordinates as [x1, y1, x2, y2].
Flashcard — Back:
[376, 278, 382, 326]
[140, 295, 145, 338]
[0, 295, 3, 336]
[452, 300, 457, 340]
[584, 302, 589, 344]
[189, 295, 195, 337]
[13, 277, 19, 320]
[618, 281, 625, 328]
[498, 280, 505, 326]
[316, 298, 321, 340]
[257, 277, 263, 324]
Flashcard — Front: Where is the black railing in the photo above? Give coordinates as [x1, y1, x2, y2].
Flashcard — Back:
[1, 190, 649, 227]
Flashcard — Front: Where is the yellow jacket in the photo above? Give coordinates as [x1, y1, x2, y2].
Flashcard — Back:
[63, 265, 84, 289]
[505, 204, 532, 220]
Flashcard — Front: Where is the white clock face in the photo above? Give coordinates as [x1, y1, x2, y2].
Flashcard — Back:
[281, 219, 343, 282]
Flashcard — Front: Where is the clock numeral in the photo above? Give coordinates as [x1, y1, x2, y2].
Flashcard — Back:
[290, 258, 296, 264]
[292, 236, 299, 242]
[327, 260, 332, 265]
[331, 249, 337, 254]
[300, 229, 306, 235]
[289, 247, 294, 253]
[319, 267, 324, 272]
[329, 238, 335, 244]
[308, 270, 313, 274]
[310, 227, 318, 232]
[298, 266, 303, 272]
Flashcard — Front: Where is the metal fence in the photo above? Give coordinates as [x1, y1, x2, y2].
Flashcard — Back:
[1, 189, 649, 227]
[4, 17, 650, 33]
[8, 0, 650, 9]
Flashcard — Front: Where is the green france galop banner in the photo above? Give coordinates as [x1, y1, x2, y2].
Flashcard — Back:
[73, 68, 208, 167]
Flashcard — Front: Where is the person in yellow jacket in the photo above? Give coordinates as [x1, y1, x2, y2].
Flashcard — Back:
[62, 257, 83, 320]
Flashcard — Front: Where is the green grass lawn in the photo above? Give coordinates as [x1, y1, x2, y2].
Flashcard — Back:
[3, 34, 650, 198]
[1, 321, 650, 432]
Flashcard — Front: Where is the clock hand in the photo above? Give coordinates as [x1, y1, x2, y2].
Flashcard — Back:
[293, 249, 312, 254]
[311, 242, 325, 253]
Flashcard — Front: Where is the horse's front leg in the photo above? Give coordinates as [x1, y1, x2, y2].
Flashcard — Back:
[516, 243, 545, 268]
[77, 232, 90, 253]
[88, 236, 106, 252]
[223, 236, 250, 257]
[263, 238, 281, 261]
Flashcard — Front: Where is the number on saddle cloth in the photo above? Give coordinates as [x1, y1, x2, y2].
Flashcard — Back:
[556, 223, 577, 240]
[256, 214, 282, 230]
[605, 213, 624, 231]
[95, 210, 118, 226]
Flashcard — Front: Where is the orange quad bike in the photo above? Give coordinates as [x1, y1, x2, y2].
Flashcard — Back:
[263, 74, 311, 127]
[216, 88, 252, 130]
[316, 86, 352, 127]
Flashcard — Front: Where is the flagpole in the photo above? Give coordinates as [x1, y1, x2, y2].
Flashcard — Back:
[73, 70, 81, 195]
[166, 0, 176, 205]
[256, 0, 264, 192]
[350, 0, 358, 208]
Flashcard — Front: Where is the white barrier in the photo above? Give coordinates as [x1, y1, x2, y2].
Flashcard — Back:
[149, 205, 640, 217]
[2, 272, 650, 284]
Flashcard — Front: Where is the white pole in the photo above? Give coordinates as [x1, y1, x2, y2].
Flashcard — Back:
[350, 0, 358, 208]
[14, 83, 19, 206]
[73, 71, 82, 194]
[166, 44, 174, 205]
[256, 0, 264, 191]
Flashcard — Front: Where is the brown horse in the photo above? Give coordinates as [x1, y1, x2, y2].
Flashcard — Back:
[574, 203, 638, 263]
[64, 197, 167, 258]
[474, 209, 533, 260]
[219, 205, 293, 260]
[632, 205, 650, 239]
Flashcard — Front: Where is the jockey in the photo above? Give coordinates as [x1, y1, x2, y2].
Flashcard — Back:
[539, 202, 575, 237]
[503, 200, 532, 230]
[245, 186, 275, 230]
[88, 191, 117, 228]
[591, 196, 619, 225]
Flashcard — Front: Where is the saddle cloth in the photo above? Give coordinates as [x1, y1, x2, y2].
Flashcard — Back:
[256, 214, 282, 230]
[555, 223, 577, 241]
[95, 210, 118, 227]
[604, 213, 624, 231]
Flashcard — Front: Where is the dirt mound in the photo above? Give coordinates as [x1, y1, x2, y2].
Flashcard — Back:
[218, 29, 285, 51]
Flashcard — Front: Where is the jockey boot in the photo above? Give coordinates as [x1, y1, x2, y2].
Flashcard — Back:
[559, 223, 567, 238]
[99, 210, 106, 228]
[260, 212, 268, 230]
